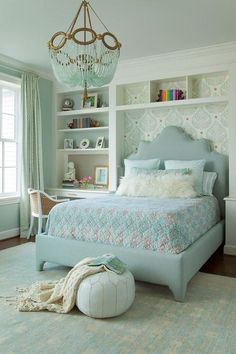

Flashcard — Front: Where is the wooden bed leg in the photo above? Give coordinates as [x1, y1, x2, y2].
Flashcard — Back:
[169, 283, 187, 302]
[36, 260, 45, 271]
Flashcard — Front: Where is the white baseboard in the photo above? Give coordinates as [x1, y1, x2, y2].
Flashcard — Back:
[224, 245, 236, 256]
[0, 228, 20, 240]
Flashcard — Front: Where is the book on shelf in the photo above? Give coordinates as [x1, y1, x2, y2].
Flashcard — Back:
[62, 180, 75, 188]
[72, 117, 91, 129]
[157, 89, 185, 102]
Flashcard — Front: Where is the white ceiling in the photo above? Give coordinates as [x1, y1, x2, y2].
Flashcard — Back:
[0, 0, 236, 75]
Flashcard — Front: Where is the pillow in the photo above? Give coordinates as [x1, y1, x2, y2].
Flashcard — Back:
[130, 167, 191, 177]
[202, 171, 217, 196]
[116, 174, 197, 198]
[124, 158, 160, 177]
[165, 160, 205, 195]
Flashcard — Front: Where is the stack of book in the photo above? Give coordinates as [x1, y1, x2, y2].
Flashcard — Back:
[157, 89, 185, 102]
[62, 180, 75, 188]
[73, 117, 91, 128]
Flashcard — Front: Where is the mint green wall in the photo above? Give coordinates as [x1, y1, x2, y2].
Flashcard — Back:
[0, 204, 19, 232]
[0, 69, 54, 233]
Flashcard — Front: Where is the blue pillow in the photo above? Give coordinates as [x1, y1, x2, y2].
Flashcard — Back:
[124, 158, 160, 177]
[202, 172, 217, 196]
[165, 160, 206, 195]
[130, 167, 191, 176]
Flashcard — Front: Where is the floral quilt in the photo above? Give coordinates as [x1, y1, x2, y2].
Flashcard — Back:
[45, 195, 220, 254]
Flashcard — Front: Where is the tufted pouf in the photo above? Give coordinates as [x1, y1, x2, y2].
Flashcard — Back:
[76, 270, 135, 318]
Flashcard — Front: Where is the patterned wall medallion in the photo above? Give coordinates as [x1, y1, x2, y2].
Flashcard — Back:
[190, 73, 229, 98]
[124, 103, 229, 156]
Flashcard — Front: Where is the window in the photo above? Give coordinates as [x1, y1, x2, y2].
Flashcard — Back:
[0, 77, 21, 199]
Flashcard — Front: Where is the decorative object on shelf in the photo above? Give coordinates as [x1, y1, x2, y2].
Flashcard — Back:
[157, 89, 185, 102]
[79, 138, 90, 149]
[95, 136, 105, 149]
[64, 138, 74, 149]
[94, 166, 109, 187]
[73, 179, 79, 188]
[48, 0, 121, 103]
[63, 161, 76, 182]
[97, 98, 107, 108]
[79, 175, 92, 189]
[62, 98, 74, 111]
[81, 93, 98, 109]
[90, 119, 100, 128]
[67, 122, 74, 129]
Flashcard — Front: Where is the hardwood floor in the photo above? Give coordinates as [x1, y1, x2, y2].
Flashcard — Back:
[1, 236, 236, 278]
[0, 236, 35, 250]
[200, 246, 236, 278]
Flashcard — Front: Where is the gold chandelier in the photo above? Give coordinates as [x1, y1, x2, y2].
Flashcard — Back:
[48, 0, 121, 101]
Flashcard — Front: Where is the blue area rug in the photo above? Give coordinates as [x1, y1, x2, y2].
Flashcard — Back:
[0, 243, 236, 354]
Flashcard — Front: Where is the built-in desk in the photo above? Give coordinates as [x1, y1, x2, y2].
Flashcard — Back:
[46, 188, 111, 199]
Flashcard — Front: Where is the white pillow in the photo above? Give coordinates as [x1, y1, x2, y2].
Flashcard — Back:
[165, 160, 205, 196]
[116, 174, 197, 198]
[124, 158, 160, 177]
[202, 172, 217, 196]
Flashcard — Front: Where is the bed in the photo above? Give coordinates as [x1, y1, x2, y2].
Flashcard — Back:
[36, 126, 229, 301]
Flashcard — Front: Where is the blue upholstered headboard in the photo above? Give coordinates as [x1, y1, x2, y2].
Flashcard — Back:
[127, 126, 229, 218]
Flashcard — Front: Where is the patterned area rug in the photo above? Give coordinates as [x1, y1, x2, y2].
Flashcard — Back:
[0, 243, 236, 354]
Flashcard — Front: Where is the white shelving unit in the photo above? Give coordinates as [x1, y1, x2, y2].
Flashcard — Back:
[116, 72, 228, 107]
[55, 85, 110, 194]
[57, 148, 109, 155]
[57, 107, 109, 116]
[57, 127, 109, 133]
[116, 96, 228, 112]
[54, 69, 229, 196]
[113, 70, 229, 189]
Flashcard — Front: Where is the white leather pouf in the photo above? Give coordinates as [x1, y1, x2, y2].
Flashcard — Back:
[76, 270, 135, 318]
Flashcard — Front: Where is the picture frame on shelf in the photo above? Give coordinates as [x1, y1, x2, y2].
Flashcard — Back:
[79, 138, 90, 149]
[94, 166, 109, 187]
[81, 93, 98, 109]
[64, 138, 73, 149]
[95, 136, 105, 149]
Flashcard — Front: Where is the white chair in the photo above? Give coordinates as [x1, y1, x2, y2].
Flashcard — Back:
[28, 188, 69, 238]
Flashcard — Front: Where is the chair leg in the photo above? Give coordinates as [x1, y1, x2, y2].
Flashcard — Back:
[38, 217, 43, 235]
[27, 216, 34, 239]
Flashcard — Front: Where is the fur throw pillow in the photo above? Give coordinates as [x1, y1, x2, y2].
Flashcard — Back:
[116, 174, 197, 198]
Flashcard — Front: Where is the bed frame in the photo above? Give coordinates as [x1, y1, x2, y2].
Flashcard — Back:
[36, 126, 229, 301]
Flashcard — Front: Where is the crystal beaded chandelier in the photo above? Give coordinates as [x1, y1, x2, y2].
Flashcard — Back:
[48, 0, 121, 101]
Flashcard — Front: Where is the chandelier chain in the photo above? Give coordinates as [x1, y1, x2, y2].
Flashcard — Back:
[87, 5, 93, 30]
[87, 2, 110, 33]
[68, 1, 84, 35]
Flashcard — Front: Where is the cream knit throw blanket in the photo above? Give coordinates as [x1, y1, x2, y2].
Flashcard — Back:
[17, 257, 107, 313]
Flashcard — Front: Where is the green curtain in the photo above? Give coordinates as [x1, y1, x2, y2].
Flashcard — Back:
[20, 73, 44, 237]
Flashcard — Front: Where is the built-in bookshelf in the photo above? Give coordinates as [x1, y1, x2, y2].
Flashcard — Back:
[116, 72, 228, 108]
[55, 85, 110, 192]
[55, 70, 229, 195]
[114, 70, 229, 185]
